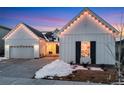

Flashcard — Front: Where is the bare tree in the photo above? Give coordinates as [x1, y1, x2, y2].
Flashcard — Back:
[105, 13, 124, 84]
[115, 13, 124, 84]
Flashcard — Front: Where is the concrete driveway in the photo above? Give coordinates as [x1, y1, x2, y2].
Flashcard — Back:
[0, 57, 57, 78]
[0, 57, 102, 85]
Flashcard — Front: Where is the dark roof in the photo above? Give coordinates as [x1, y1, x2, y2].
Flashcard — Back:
[41, 31, 52, 33]
[45, 28, 60, 41]
[23, 23, 46, 39]
[54, 28, 60, 33]
[0, 25, 11, 31]
[45, 32, 54, 41]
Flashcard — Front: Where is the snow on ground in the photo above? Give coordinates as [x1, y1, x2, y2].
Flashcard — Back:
[35, 59, 103, 79]
[89, 67, 103, 71]
[35, 60, 73, 79]
[72, 65, 88, 70]
[0, 57, 8, 62]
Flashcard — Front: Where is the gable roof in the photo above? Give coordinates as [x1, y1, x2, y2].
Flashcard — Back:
[0, 25, 11, 39]
[23, 23, 46, 39]
[3, 23, 46, 40]
[60, 8, 118, 34]
[0, 25, 11, 31]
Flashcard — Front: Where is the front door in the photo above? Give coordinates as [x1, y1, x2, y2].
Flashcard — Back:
[76, 41, 96, 64]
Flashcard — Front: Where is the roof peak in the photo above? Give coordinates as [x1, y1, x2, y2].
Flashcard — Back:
[61, 7, 118, 33]
[3, 22, 47, 40]
[83, 7, 90, 11]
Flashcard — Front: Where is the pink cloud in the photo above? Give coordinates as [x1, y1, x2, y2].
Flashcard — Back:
[41, 17, 66, 23]
[33, 25, 62, 31]
[0, 14, 65, 31]
[103, 13, 122, 18]
[25, 16, 67, 24]
[0, 14, 67, 24]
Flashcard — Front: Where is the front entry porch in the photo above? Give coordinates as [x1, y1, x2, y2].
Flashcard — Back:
[76, 41, 96, 64]
[45, 42, 59, 57]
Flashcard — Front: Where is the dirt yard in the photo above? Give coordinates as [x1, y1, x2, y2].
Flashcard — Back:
[45, 68, 117, 84]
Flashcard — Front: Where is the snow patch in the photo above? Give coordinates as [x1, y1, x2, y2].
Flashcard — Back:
[89, 67, 103, 71]
[35, 59, 103, 79]
[72, 65, 88, 70]
[0, 57, 8, 62]
[35, 59, 73, 79]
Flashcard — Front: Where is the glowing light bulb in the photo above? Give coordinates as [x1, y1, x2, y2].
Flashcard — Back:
[84, 11, 88, 15]
[77, 17, 80, 20]
[70, 23, 73, 26]
[110, 31, 113, 33]
[95, 19, 98, 22]
[106, 27, 109, 31]
[92, 16, 96, 20]
[74, 20, 77, 24]
[89, 14, 92, 17]
[64, 29, 67, 32]
[99, 22, 102, 25]
[67, 26, 70, 29]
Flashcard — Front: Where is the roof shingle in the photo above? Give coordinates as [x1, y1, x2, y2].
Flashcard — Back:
[23, 23, 46, 39]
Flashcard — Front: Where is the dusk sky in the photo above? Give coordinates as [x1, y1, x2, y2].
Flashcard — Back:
[0, 7, 124, 31]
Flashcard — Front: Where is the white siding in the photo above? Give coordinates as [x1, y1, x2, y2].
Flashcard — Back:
[5, 27, 39, 58]
[60, 14, 115, 65]
[0, 28, 10, 54]
[10, 46, 34, 58]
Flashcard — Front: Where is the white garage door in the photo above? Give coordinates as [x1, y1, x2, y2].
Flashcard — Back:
[10, 46, 34, 58]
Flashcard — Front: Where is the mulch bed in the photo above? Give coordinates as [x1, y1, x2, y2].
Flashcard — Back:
[45, 69, 117, 84]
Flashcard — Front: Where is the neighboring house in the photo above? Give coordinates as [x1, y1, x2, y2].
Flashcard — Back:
[45, 28, 59, 42]
[3, 23, 46, 58]
[3, 23, 59, 58]
[44, 29, 60, 56]
[45, 42, 59, 56]
[59, 8, 118, 65]
[0, 25, 11, 56]
[115, 32, 124, 64]
[116, 39, 124, 64]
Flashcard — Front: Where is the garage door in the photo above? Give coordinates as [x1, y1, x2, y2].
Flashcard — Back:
[10, 46, 34, 58]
